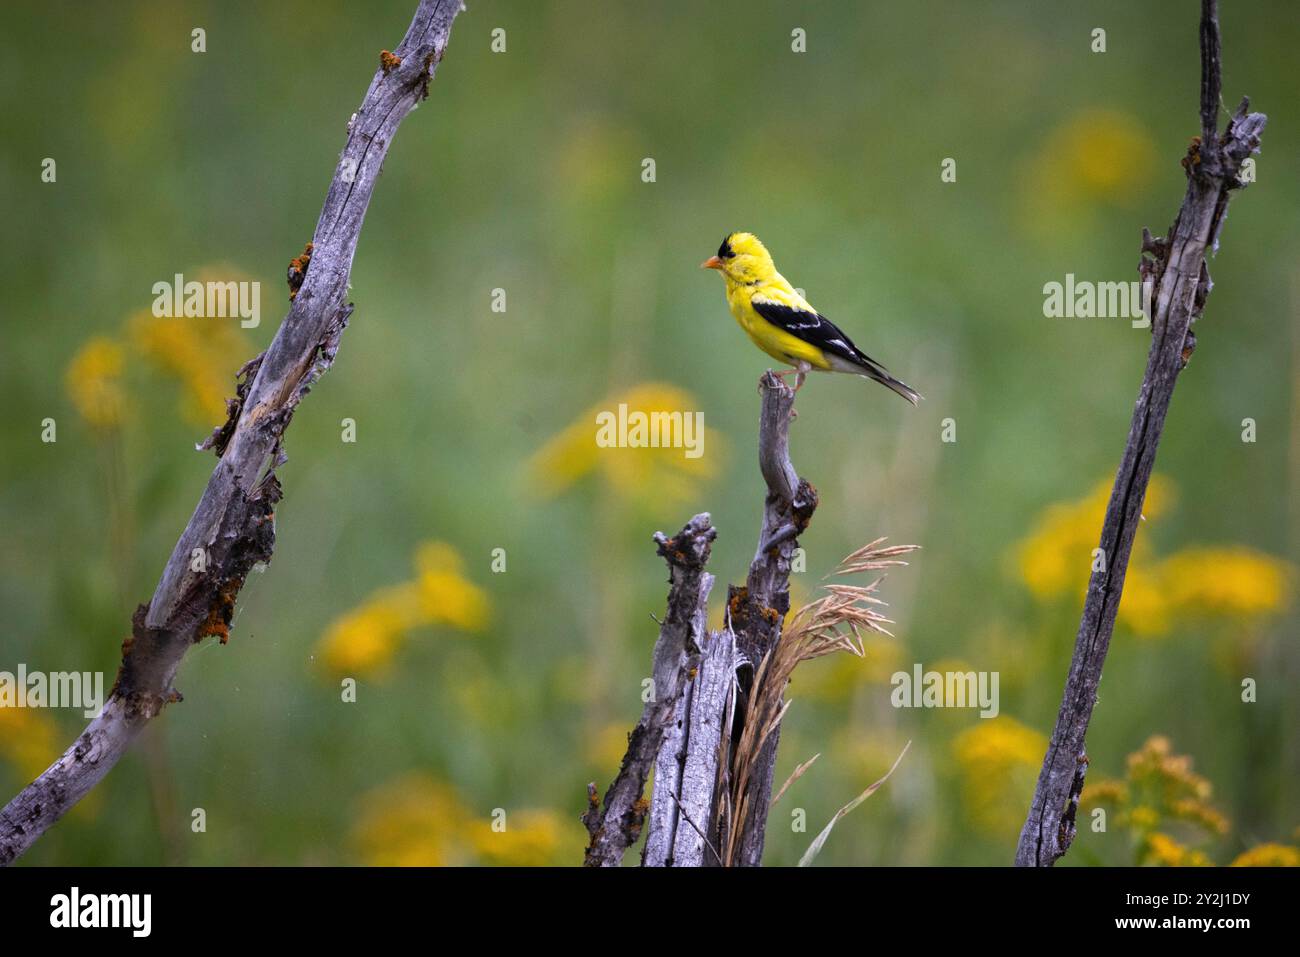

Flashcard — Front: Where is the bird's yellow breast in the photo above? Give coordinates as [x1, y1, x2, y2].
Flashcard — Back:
[725, 280, 833, 370]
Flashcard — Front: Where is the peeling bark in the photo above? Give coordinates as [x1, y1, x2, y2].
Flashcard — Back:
[643, 627, 734, 867]
[583, 514, 717, 867]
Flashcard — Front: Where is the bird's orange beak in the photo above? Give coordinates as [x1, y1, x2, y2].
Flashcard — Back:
[701, 255, 724, 270]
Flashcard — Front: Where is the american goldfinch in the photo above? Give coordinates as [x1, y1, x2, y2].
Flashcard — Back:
[702, 232, 921, 404]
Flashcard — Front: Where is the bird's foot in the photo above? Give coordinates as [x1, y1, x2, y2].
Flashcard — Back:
[771, 368, 804, 389]
[761, 371, 788, 393]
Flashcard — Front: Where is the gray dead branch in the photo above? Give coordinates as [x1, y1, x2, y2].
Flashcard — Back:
[1014, 0, 1266, 867]
[588, 372, 818, 867]
[0, 0, 464, 866]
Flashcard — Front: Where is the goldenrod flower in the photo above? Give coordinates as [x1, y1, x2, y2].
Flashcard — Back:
[130, 309, 249, 428]
[0, 706, 60, 782]
[0, 709, 100, 819]
[1230, 843, 1300, 867]
[1156, 546, 1291, 618]
[1084, 737, 1229, 863]
[1126, 735, 1214, 803]
[413, 542, 490, 631]
[315, 541, 490, 678]
[1128, 805, 1160, 831]
[316, 584, 421, 677]
[951, 717, 1046, 836]
[352, 773, 474, 866]
[1081, 777, 1128, 808]
[1014, 475, 1173, 602]
[526, 382, 720, 507]
[1014, 477, 1290, 637]
[1114, 566, 1172, 637]
[65, 336, 128, 429]
[470, 809, 572, 867]
[1169, 797, 1229, 836]
[1055, 111, 1156, 198]
[353, 774, 577, 867]
[1141, 831, 1211, 867]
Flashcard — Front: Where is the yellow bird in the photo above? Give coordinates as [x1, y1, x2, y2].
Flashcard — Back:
[702, 232, 920, 404]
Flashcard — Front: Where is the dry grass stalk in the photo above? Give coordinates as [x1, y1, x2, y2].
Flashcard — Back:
[719, 539, 918, 865]
[798, 740, 912, 866]
[771, 753, 820, 807]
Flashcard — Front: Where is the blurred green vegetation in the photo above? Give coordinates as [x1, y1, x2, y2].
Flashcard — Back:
[0, 0, 1297, 866]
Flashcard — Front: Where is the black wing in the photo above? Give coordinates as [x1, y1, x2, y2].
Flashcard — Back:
[750, 298, 864, 366]
[751, 296, 922, 404]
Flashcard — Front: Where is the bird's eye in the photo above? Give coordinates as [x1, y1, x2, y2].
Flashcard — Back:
[717, 237, 735, 260]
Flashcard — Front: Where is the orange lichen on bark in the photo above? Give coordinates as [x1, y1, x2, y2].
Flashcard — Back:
[628, 796, 651, 841]
[197, 579, 243, 645]
[287, 242, 314, 301]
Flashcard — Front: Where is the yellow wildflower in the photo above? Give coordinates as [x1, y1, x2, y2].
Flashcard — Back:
[951, 717, 1046, 836]
[1169, 798, 1229, 836]
[413, 542, 490, 631]
[1083, 737, 1229, 863]
[526, 382, 721, 507]
[65, 336, 128, 429]
[1230, 843, 1300, 867]
[315, 541, 490, 678]
[352, 773, 474, 866]
[0, 707, 60, 782]
[1015, 477, 1289, 637]
[1054, 110, 1156, 199]
[1141, 831, 1211, 867]
[1126, 735, 1213, 802]
[470, 809, 572, 867]
[1128, 805, 1160, 831]
[1081, 778, 1128, 808]
[316, 583, 421, 677]
[1156, 546, 1291, 618]
[1014, 475, 1173, 601]
[0, 709, 100, 819]
[129, 310, 248, 428]
[1114, 566, 1175, 636]
[353, 775, 577, 867]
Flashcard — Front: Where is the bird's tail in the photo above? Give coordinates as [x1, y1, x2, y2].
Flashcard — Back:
[854, 354, 922, 405]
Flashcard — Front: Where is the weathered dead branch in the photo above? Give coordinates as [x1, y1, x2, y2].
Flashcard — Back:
[1015, 0, 1266, 867]
[726, 371, 818, 865]
[595, 372, 917, 866]
[0, 0, 464, 866]
[583, 514, 716, 867]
